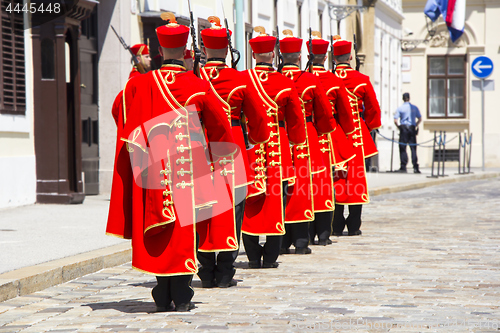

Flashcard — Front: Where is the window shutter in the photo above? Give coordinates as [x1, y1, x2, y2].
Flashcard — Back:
[0, 0, 26, 115]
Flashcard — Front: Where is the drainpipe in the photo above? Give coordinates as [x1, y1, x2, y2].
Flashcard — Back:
[235, 0, 245, 70]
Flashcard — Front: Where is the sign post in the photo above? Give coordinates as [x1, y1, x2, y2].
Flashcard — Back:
[471, 56, 494, 171]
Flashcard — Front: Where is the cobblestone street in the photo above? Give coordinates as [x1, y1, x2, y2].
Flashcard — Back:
[0, 178, 499, 332]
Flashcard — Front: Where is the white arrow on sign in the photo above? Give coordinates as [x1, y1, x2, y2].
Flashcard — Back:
[473, 60, 493, 74]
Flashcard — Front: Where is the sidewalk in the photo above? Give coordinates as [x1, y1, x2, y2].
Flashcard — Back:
[1, 167, 499, 302]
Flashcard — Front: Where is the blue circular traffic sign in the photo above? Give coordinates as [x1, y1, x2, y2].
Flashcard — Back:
[471, 56, 494, 79]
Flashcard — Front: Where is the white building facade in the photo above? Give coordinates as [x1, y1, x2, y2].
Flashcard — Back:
[401, 0, 500, 169]
[0, 11, 36, 209]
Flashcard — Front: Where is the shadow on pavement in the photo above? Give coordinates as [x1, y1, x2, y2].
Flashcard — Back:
[83, 299, 157, 313]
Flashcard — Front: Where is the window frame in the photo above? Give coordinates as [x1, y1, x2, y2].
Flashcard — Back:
[0, 0, 26, 115]
[427, 54, 467, 119]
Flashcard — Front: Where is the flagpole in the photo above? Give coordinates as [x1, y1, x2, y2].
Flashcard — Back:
[481, 78, 485, 171]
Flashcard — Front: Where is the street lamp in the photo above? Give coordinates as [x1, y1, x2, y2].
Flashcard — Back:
[400, 15, 439, 52]
[328, 0, 376, 33]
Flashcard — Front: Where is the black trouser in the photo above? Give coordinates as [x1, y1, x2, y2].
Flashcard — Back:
[152, 275, 193, 308]
[309, 211, 334, 242]
[197, 187, 246, 284]
[282, 222, 310, 249]
[333, 204, 362, 234]
[242, 181, 288, 264]
[399, 125, 418, 170]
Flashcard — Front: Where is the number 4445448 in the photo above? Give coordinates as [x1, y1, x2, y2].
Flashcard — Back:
[6, 2, 61, 14]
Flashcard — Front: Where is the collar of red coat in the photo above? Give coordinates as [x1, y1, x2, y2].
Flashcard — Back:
[204, 61, 228, 69]
[313, 64, 327, 72]
[282, 64, 301, 73]
[160, 64, 187, 73]
[255, 64, 275, 72]
[335, 63, 353, 70]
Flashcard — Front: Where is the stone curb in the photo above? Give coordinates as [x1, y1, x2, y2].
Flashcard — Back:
[0, 171, 498, 303]
[0, 242, 131, 302]
[368, 172, 500, 197]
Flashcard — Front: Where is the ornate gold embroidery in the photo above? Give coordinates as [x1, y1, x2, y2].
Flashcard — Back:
[163, 71, 176, 84]
[226, 237, 238, 250]
[325, 200, 334, 210]
[276, 222, 285, 234]
[185, 259, 197, 273]
[259, 71, 268, 81]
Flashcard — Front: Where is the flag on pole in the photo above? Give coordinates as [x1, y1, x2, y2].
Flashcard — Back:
[424, 0, 466, 43]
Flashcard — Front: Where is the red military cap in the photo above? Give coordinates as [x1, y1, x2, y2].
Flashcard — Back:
[130, 44, 149, 56]
[306, 31, 329, 54]
[279, 29, 302, 54]
[201, 16, 232, 49]
[156, 12, 190, 48]
[249, 26, 276, 54]
[333, 39, 352, 56]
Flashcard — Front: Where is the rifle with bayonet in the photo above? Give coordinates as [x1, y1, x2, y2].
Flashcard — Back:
[221, 3, 240, 69]
[275, 26, 284, 73]
[306, 27, 314, 74]
[353, 33, 360, 72]
[111, 25, 146, 74]
[188, 0, 201, 77]
[330, 35, 336, 73]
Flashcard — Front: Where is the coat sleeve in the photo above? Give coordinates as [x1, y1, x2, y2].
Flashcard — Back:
[362, 80, 382, 131]
[106, 83, 135, 240]
[242, 76, 271, 145]
[112, 91, 123, 127]
[200, 88, 237, 157]
[335, 82, 356, 135]
[284, 86, 307, 146]
[312, 77, 336, 135]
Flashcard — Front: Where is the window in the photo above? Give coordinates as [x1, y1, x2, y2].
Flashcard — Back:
[427, 55, 466, 118]
[297, 3, 302, 38]
[318, 9, 323, 37]
[0, 0, 26, 115]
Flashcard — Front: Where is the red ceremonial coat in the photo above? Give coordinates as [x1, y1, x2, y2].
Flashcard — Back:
[334, 63, 382, 205]
[200, 61, 270, 190]
[112, 68, 145, 126]
[313, 65, 356, 166]
[241, 64, 306, 235]
[129, 67, 142, 80]
[281, 65, 336, 219]
[106, 64, 237, 276]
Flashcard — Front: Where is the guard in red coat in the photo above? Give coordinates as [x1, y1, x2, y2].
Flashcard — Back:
[111, 44, 152, 126]
[278, 30, 336, 254]
[241, 26, 306, 268]
[308, 32, 357, 244]
[197, 16, 270, 287]
[332, 38, 381, 236]
[129, 43, 152, 79]
[106, 13, 236, 312]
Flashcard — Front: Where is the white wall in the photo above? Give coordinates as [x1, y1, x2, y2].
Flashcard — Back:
[373, 2, 403, 171]
[0, 27, 36, 208]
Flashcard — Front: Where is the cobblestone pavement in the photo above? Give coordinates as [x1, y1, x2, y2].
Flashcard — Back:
[0, 178, 499, 332]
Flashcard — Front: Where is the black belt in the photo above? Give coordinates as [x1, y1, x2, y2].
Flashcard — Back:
[278, 121, 285, 128]
[231, 119, 241, 127]
[305, 116, 313, 123]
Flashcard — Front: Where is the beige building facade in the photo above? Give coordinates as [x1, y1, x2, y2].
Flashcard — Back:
[401, 0, 500, 169]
